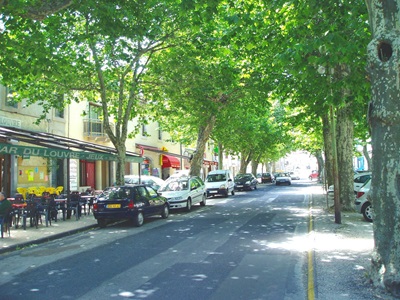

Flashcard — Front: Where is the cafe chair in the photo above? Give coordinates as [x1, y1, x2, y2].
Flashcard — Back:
[55, 186, 64, 195]
[1, 207, 13, 238]
[11, 194, 25, 229]
[27, 187, 38, 199]
[22, 201, 40, 230]
[16, 187, 28, 200]
[66, 192, 81, 220]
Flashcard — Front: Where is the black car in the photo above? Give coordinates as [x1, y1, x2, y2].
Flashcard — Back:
[261, 172, 274, 183]
[234, 173, 258, 191]
[93, 185, 169, 228]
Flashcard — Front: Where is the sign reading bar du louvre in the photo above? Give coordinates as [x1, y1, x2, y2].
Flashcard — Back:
[0, 143, 142, 162]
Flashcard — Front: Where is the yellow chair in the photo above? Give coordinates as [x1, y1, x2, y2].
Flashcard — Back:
[27, 187, 38, 198]
[55, 186, 64, 195]
[16, 187, 27, 200]
[37, 186, 46, 196]
[46, 187, 57, 195]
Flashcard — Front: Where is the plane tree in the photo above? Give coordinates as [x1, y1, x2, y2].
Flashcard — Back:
[365, 0, 400, 295]
[0, 0, 220, 184]
[144, 1, 271, 177]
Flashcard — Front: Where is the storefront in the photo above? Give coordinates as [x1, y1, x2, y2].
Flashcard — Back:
[0, 126, 143, 196]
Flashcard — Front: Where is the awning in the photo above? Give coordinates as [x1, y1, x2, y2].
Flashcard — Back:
[203, 160, 218, 166]
[162, 154, 180, 169]
[0, 126, 144, 163]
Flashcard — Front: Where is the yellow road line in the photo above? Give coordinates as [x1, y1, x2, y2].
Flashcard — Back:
[308, 194, 315, 300]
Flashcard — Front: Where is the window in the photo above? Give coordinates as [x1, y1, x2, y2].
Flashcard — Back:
[55, 95, 64, 118]
[142, 124, 148, 136]
[158, 123, 162, 140]
[5, 87, 17, 108]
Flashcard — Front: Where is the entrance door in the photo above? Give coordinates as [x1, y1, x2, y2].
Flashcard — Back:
[80, 160, 96, 189]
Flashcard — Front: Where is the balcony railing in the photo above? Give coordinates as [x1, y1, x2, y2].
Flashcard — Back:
[83, 119, 114, 141]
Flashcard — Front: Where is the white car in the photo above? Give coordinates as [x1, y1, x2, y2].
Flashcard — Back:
[124, 175, 165, 190]
[158, 175, 206, 211]
[205, 170, 235, 198]
[354, 178, 373, 222]
[275, 172, 292, 186]
[328, 172, 372, 194]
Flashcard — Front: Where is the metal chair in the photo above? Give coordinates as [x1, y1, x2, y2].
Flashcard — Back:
[0, 207, 13, 238]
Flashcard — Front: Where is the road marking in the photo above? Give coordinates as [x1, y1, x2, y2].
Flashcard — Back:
[308, 193, 315, 300]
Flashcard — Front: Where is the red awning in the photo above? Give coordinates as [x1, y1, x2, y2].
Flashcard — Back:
[162, 155, 180, 169]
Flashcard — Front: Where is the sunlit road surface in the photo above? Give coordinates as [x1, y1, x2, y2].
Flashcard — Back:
[0, 182, 318, 299]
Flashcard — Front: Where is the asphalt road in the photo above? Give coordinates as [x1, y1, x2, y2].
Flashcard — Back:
[0, 182, 312, 300]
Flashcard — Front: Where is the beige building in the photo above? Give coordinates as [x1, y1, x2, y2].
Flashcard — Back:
[0, 85, 219, 197]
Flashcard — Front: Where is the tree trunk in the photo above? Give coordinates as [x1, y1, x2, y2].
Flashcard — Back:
[363, 144, 372, 170]
[251, 160, 258, 177]
[218, 142, 224, 170]
[336, 104, 355, 211]
[366, 0, 400, 295]
[190, 115, 216, 177]
[239, 151, 252, 174]
[322, 113, 334, 187]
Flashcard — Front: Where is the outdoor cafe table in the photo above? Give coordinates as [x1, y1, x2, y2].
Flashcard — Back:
[54, 198, 67, 221]
[10, 201, 27, 229]
[80, 195, 96, 215]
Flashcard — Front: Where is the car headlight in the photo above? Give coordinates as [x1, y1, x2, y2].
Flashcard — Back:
[220, 184, 227, 189]
[246, 181, 251, 184]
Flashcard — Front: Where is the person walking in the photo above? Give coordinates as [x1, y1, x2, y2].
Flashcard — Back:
[0, 192, 12, 235]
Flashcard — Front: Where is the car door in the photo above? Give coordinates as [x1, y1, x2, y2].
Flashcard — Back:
[135, 186, 154, 216]
[189, 178, 202, 204]
[144, 186, 165, 215]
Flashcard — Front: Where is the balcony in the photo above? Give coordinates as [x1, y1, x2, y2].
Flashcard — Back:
[83, 119, 114, 141]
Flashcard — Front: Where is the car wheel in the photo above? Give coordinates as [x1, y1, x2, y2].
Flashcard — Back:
[254, 185, 257, 190]
[231, 189, 235, 196]
[362, 202, 373, 222]
[97, 219, 107, 228]
[186, 199, 192, 212]
[200, 195, 206, 206]
[134, 212, 144, 227]
[161, 205, 169, 219]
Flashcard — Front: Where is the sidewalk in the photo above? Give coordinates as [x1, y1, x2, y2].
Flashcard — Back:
[0, 213, 98, 254]
[308, 185, 396, 299]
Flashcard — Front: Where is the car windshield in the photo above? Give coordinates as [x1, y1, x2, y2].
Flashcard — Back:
[235, 174, 250, 180]
[159, 178, 189, 191]
[103, 187, 132, 201]
[206, 174, 226, 182]
[277, 173, 289, 177]
[360, 177, 371, 188]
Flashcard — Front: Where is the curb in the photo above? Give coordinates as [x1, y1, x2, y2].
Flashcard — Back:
[0, 223, 98, 255]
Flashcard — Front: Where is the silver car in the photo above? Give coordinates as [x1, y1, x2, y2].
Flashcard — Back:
[354, 178, 373, 222]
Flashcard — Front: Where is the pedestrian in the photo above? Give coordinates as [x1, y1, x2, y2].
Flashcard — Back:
[0, 192, 12, 231]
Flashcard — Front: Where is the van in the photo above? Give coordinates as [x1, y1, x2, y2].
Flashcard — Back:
[205, 170, 235, 198]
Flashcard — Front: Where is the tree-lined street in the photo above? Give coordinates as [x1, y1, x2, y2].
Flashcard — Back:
[0, 182, 376, 299]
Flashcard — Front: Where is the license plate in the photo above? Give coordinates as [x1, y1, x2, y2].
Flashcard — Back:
[237, 185, 243, 187]
[209, 191, 217, 194]
[107, 204, 121, 208]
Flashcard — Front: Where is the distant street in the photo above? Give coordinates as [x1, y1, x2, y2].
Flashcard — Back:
[0, 181, 313, 299]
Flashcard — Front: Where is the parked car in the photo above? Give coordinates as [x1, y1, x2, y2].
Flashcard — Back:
[328, 172, 372, 194]
[158, 175, 206, 211]
[93, 185, 169, 228]
[234, 173, 258, 191]
[289, 171, 300, 180]
[205, 170, 235, 197]
[354, 178, 373, 222]
[261, 172, 274, 183]
[353, 172, 372, 193]
[309, 171, 319, 181]
[275, 172, 292, 186]
[124, 175, 165, 190]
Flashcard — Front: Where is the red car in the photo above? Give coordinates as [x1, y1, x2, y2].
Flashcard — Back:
[309, 171, 319, 180]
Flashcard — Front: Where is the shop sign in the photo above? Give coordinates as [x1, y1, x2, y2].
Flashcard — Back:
[0, 143, 143, 162]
